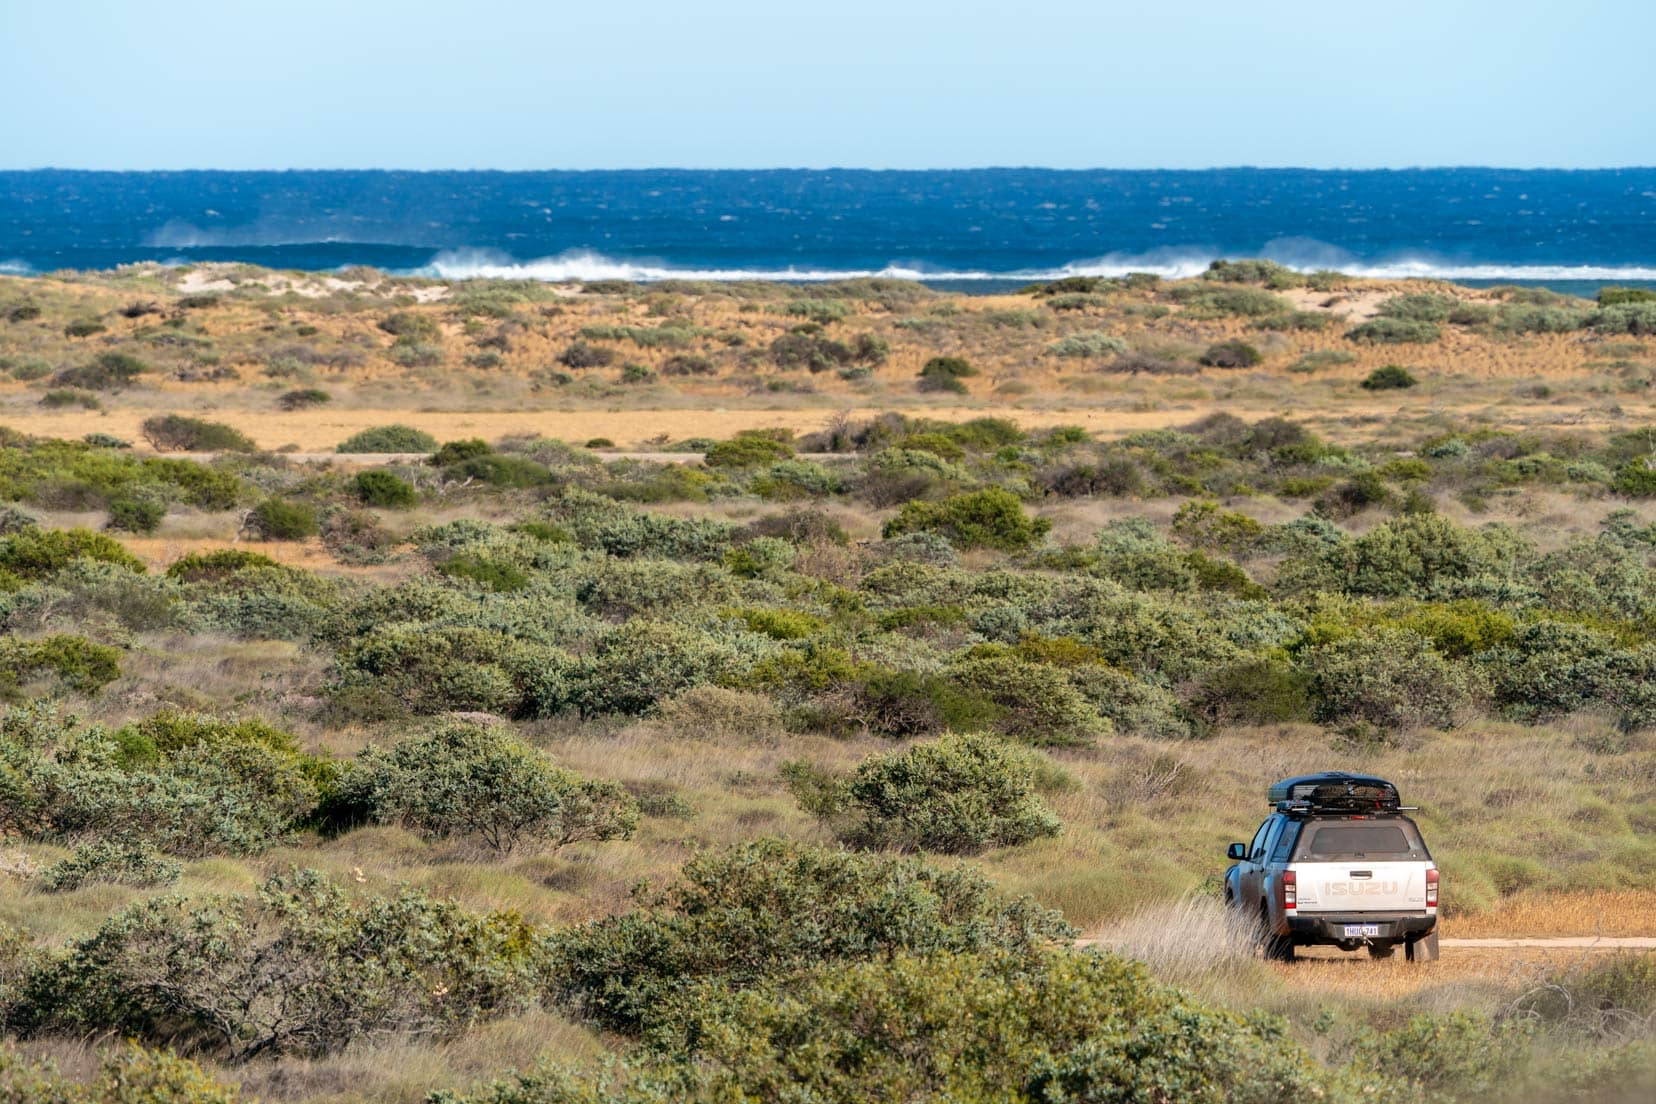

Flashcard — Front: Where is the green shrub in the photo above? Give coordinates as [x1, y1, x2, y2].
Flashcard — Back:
[379, 310, 440, 340]
[29, 869, 540, 1059]
[917, 356, 977, 393]
[1362, 364, 1419, 390]
[40, 388, 100, 410]
[63, 317, 107, 338]
[1198, 340, 1263, 368]
[1612, 457, 1656, 497]
[276, 388, 331, 410]
[2, 354, 53, 380]
[1377, 293, 1456, 322]
[35, 840, 183, 893]
[542, 838, 1073, 1035]
[1048, 331, 1129, 358]
[573, 620, 742, 717]
[247, 497, 318, 541]
[335, 623, 561, 717]
[0, 634, 123, 697]
[704, 435, 795, 468]
[337, 424, 439, 453]
[0, 1045, 243, 1102]
[1187, 653, 1312, 727]
[437, 552, 530, 592]
[883, 488, 1050, 550]
[54, 352, 151, 391]
[432, 438, 493, 466]
[1339, 514, 1516, 598]
[1587, 302, 1656, 335]
[348, 721, 637, 854]
[827, 733, 1063, 853]
[353, 469, 416, 507]
[769, 332, 855, 371]
[507, 949, 1337, 1103]
[950, 653, 1107, 745]
[1166, 284, 1291, 317]
[1599, 286, 1656, 305]
[1302, 628, 1479, 729]
[1347, 317, 1442, 344]
[558, 340, 614, 368]
[101, 486, 167, 534]
[1348, 1011, 1522, 1103]
[782, 297, 851, 324]
[0, 527, 145, 581]
[140, 415, 257, 453]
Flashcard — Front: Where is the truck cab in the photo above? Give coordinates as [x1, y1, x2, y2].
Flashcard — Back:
[1224, 771, 1439, 963]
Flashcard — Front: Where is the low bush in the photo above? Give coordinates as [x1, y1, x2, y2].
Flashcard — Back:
[704, 435, 795, 468]
[105, 490, 167, 534]
[1048, 331, 1129, 358]
[1348, 317, 1442, 344]
[1377, 293, 1456, 322]
[277, 387, 331, 410]
[0, 634, 123, 697]
[883, 488, 1050, 550]
[1167, 284, 1291, 317]
[1612, 457, 1656, 497]
[35, 840, 183, 892]
[1362, 364, 1419, 390]
[0, 1045, 243, 1102]
[542, 838, 1073, 1035]
[141, 414, 257, 453]
[354, 469, 416, 507]
[337, 424, 439, 453]
[1302, 628, 1479, 729]
[917, 356, 977, 393]
[247, 497, 318, 541]
[510, 948, 1340, 1103]
[40, 388, 101, 410]
[1587, 302, 1656, 335]
[28, 869, 540, 1059]
[0, 527, 145, 581]
[1199, 340, 1263, 368]
[811, 733, 1063, 853]
[54, 352, 151, 391]
[557, 340, 615, 368]
[347, 721, 638, 854]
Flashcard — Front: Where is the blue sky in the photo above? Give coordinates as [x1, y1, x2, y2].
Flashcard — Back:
[4, 0, 1652, 170]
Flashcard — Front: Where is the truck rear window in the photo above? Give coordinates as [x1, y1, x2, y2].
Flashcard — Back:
[1296, 823, 1420, 860]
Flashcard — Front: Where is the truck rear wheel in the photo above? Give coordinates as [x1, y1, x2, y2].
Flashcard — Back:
[1406, 929, 1439, 963]
[1260, 905, 1295, 962]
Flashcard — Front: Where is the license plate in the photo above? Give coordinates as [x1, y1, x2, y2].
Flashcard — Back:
[1344, 924, 1381, 937]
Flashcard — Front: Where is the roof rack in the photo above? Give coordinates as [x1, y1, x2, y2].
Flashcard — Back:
[1269, 771, 1404, 814]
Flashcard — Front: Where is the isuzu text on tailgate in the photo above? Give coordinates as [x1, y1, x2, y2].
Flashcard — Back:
[1224, 771, 1439, 963]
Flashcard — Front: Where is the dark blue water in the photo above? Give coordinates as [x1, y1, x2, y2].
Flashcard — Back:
[3, 168, 1655, 290]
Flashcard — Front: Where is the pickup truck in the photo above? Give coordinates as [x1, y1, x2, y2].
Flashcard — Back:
[1224, 771, 1439, 963]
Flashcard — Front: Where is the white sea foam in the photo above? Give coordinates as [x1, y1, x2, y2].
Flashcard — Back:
[414, 246, 1656, 284]
[0, 259, 34, 276]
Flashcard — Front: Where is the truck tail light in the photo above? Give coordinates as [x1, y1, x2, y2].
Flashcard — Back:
[1282, 870, 1297, 911]
[1425, 868, 1439, 908]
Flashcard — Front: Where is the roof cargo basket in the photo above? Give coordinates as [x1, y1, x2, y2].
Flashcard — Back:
[1269, 771, 1402, 813]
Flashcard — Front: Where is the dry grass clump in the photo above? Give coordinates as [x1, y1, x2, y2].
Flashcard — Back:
[1084, 894, 1263, 990]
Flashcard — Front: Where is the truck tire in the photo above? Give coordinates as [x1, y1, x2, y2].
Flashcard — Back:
[1406, 929, 1439, 963]
[1366, 942, 1396, 959]
[1260, 905, 1295, 962]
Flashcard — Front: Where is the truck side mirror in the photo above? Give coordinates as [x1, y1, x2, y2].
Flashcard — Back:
[1227, 842, 1246, 861]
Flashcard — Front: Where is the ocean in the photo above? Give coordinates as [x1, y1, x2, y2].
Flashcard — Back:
[2, 168, 1654, 294]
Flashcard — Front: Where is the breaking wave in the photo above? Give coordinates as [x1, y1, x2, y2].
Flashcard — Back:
[0, 259, 34, 276]
[414, 247, 1656, 284]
